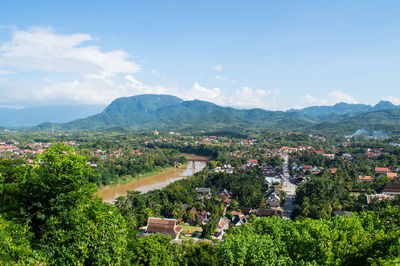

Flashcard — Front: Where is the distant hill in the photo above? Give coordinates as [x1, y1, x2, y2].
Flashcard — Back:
[313, 109, 400, 134]
[0, 105, 106, 127]
[30, 95, 400, 134]
[289, 101, 400, 122]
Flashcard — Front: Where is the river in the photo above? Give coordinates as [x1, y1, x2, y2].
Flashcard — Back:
[96, 153, 209, 203]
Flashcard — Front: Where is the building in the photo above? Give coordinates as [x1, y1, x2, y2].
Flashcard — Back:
[359, 175, 373, 182]
[256, 209, 281, 218]
[382, 183, 400, 196]
[387, 173, 398, 179]
[145, 217, 183, 239]
[215, 217, 230, 237]
[375, 167, 390, 174]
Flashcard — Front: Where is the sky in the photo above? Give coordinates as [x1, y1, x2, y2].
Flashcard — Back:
[0, 0, 399, 110]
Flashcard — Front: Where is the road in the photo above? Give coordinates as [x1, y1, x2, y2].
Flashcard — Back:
[281, 154, 297, 220]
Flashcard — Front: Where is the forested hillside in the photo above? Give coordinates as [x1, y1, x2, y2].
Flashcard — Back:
[31, 95, 400, 135]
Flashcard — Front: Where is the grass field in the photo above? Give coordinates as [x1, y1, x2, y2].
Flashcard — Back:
[180, 224, 202, 239]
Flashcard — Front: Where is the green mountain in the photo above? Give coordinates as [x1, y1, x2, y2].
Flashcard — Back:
[289, 101, 400, 122]
[292, 102, 371, 117]
[35, 95, 308, 132]
[313, 109, 400, 135]
[370, 100, 398, 112]
[34, 94, 400, 134]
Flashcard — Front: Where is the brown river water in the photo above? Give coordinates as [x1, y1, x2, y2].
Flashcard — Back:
[96, 153, 209, 203]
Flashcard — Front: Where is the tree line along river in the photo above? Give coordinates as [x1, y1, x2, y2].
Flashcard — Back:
[96, 153, 209, 203]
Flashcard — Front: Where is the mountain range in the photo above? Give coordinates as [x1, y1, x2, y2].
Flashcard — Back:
[25, 94, 400, 135]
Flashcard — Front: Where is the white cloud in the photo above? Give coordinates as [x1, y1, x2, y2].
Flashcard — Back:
[0, 26, 145, 106]
[296, 90, 359, 109]
[328, 90, 358, 104]
[190, 82, 221, 101]
[255, 89, 267, 96]
[0, 26, 140, 77]
[300, 94, 328, 106]
[223, 86, 271, 108]
[215, 75, 227, 81]
[383, 96, 400, 105]
[213, 64, 222, 71]
[0, 26, 279, 110]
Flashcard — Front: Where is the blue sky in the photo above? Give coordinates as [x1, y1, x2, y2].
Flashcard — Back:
[0, 1, 399, 109]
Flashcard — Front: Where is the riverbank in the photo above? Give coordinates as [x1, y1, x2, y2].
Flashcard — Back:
[95, 161, 189, 192]
[96, 154, 209, 203]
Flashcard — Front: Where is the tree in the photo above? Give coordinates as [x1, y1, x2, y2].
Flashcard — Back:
[0, 214, 41, 264]
[125, 234, 174, 265]
[1, 144, 128, 264]
[39, 199, 127, 265]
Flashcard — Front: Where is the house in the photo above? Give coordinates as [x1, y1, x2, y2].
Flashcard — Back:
[382, 183, 400, 195]
[232, 212, 249, 226]
[216, 188, 231, 200]
[214, 217, 230, 237]
[387, 173, 398, 179]
[195, 187, 212, 200]
[256, 209, 281, 218]
[375, 167, 390, 174]
[237, 206, 253, 215]
[265, 176, 282, 185]
[145, 217, 183, 239]
[323, 154, 335, 159]
[302, 165, 313, 172]
[195, 187, 211, 194]
[267, 192, 281, 208]
[231, 211, 249, 226]
[359, 175, 373, 182]
[199, 210, 210, 223]
[248, 159, 258, 166]
[329, 168, 338, 174]
[342, 153, 352, 159]
[218, 217, 230, 231]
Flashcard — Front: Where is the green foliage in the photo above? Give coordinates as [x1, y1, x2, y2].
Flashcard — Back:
[125, 234, 174, 265]
[0, 143, 128, 264]
[293, 175, 351, 219]
[0, 214, 39, 264]
[40, 199, 127, 265]
[172, 241, 221, 265]
[218, 212, 400, 265]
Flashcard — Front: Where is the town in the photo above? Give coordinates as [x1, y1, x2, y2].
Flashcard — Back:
[1, 130, 399, 260]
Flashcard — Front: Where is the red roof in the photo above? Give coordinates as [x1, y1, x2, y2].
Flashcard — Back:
[249, 159, 258, 164]
[146, 217, 182, 236]
[303, 165, 313, 169]
[314, 150, 324, 153]
[387, 173, 398, 179]
[359, 175, 373, 181]
[375, 167, 389, 173]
